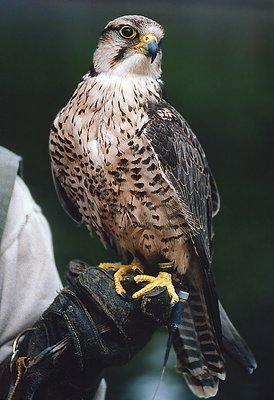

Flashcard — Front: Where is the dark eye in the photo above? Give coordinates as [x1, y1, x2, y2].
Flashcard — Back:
[119, 26, 137, 39]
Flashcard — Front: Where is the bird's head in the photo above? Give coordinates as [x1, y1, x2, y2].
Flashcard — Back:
[93, 15, 164, 79]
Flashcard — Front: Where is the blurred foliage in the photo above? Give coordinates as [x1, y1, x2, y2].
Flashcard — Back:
[1, 1, 273, 399]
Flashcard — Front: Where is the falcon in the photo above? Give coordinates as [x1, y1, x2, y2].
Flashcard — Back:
[49, 15, 256, 397]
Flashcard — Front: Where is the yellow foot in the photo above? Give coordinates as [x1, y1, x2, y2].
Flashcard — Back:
[99, 258, 144, 296]
[133, 271, 179, 305]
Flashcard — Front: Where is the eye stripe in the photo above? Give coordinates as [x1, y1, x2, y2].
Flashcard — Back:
[113, 47, 127, 63]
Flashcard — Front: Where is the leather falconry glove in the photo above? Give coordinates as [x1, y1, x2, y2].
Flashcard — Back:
[1, 260, 172, 400]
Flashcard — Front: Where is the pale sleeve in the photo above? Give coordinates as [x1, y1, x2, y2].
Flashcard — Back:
[0, 176, 62, 363]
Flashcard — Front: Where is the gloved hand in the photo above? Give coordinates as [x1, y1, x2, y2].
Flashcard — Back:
[4, 260, 172, 400]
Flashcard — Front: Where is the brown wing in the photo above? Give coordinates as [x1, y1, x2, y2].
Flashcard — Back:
[142, 100, 222, 342]
[143, 100, 219, 260]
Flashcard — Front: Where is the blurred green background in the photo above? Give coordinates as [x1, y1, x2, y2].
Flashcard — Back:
[1, 0, 273, 399]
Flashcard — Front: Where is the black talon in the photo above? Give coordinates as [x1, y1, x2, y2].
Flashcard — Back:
[119, 292, 132, 302]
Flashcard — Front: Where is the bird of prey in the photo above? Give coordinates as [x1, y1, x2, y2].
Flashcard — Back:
[49, 15, 256, 398]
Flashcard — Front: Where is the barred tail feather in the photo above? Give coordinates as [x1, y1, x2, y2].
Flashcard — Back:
[183, 374, 219, 398]
[173, 287, 226, 398]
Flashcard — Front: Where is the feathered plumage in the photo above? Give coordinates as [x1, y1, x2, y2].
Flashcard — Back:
[49, 15, 256, 397]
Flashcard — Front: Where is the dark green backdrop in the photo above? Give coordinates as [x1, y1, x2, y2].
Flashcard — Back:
[1, 1, 273, 399]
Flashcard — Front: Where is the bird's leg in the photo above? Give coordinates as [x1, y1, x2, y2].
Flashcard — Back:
[133, 261, 179, 305]
[99, 258, 144, 296]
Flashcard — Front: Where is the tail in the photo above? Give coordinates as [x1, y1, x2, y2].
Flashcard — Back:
[173, 282, 225, 398]
[219, 301, 257, 374]
[173, 289, 257, 398]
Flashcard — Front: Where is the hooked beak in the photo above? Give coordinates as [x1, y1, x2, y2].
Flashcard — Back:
[134, 34, 159, 63]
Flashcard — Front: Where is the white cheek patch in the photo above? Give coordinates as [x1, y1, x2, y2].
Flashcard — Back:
[112, 53, 150, 76]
